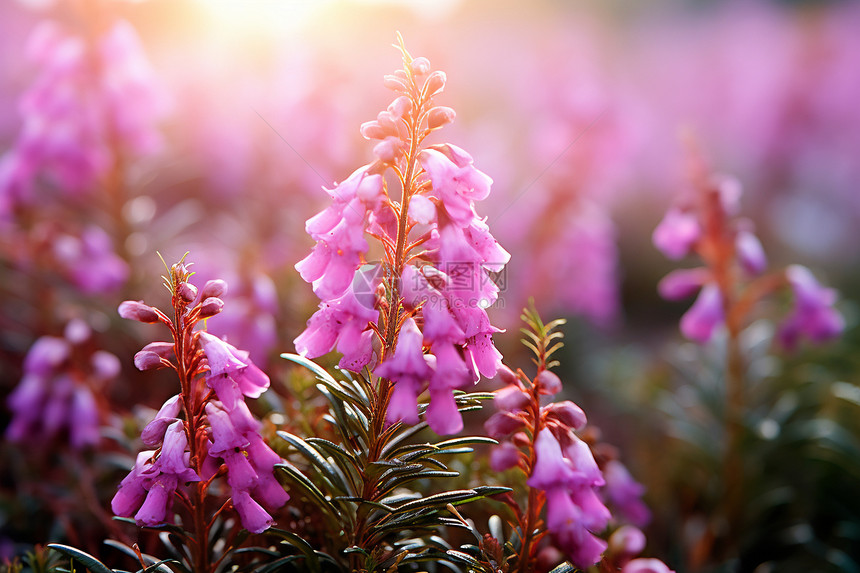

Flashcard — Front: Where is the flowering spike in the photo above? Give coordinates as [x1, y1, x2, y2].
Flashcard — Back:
[293, 37, 507, 434]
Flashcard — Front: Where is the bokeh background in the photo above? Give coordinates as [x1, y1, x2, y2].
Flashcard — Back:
[1, 0, 859, 571]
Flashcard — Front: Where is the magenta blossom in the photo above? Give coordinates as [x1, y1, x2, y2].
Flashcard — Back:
[528, 429, 609, 568]
[602, 460, 651, 528]
[293, 283, 380, 372]
[679, 283, 725, 343]
[375, 318, 433, 426]
[778, 265, 844, 350]
[199, 331, 270, 410]
[652, 208, 700, 261]
[6, 319, 118, 450]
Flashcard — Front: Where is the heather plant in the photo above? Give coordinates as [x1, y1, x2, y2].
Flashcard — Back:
[647, 144, 850, 570]
[103, 257, 289, 572]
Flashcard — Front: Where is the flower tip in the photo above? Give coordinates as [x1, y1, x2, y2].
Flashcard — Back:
[410, 56, 431, 75]
[201, 279, 228, 299]
[428, 106, 456, 130]
[424, 70, 446, 96]
[177, 281, 197, 303]
[535, 370, 562, 395]
[118, 300, 160, 323]
[199, 296, 225, 318]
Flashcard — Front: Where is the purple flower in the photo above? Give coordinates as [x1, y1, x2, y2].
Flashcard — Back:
[657, 268, 709, 301]
[114, 422, 198, 528]
[778, 265, 844, 350]
[119, 300, 161, 324]
[7, 321, 118, 450]
[376, 318, 433, 426]
[135, 474, 178, 527]
[158, 422, 198, 482]
[111, 451, 157, 517]
[2, 19, 163, 208]
[544, 402, 588, 431]
[484, 412, 526, 439]
[652, 208, 700, 260]
[535, 370, 563, 395]
[735, 229, 767, 275]
[493, 385, 530, 413]
[206, 402, 250, 456]
[526, 429, 611, 567]
[408, 194, 436, 224]
[294, 284, 379, 372]
[141, 394, 182, 447]
[22, 336, 69, 376]
[232, 490, 274, 534]
[204, 401, 287, 530]
[490, 442, 522, 472]
[544, 486, 609, 569]
[419, 146, 492, 226]
[69, 386, 100, 449]
[4, 375, 48, 443]
[603, 460, 651, 528]
[679, 283, 724, 343]
[296, 168, 383, 300]
[527, 429, 575, 490]
[200, 332, 270, 409]
[53, 226, 129, 294]
[609, 525, 647, 559]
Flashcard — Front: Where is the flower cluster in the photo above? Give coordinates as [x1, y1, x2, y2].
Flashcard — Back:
[486, 366, 610, 568]
[653, 166, 843, 347]
[0, 19, 164, 214]
[5, 318, 119, 450]
[294, 42, 508, 434]
[111, 262, 287, 534]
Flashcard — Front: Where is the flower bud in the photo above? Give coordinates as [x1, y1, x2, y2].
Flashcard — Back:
[494, 385, 530, 413]
[91, 350, 121, 381]
[178, 282, 197, 302]
[200, 279, 228, 299]
[489, 442, 521, 471]
[608, 525, 646, 559]
[141, 341, 174, 357]
[498, 364, 519, 387]
[373, 137, 404, 163]
[376, 110, 399, 131]
[511, 431, 531, 448]
[545, 401, 587, 430]
[383, 74, 408, 92]
[388, 95, 413, 118]
[410, 57, 430, 75]
[199, 297, 224, 318]
[484, 411, 524, 439]
[735, 229, 767, 275]
[657, 268, 707, 301]
[64, 318, 91, 345]
[535, 369, 562, 395]
[423, 71, 446, 96]
[428, 106, 456, 130]
[118, 300, 160, 323]
[360, 120, 389, 140]
[134, 350, 166, 371]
